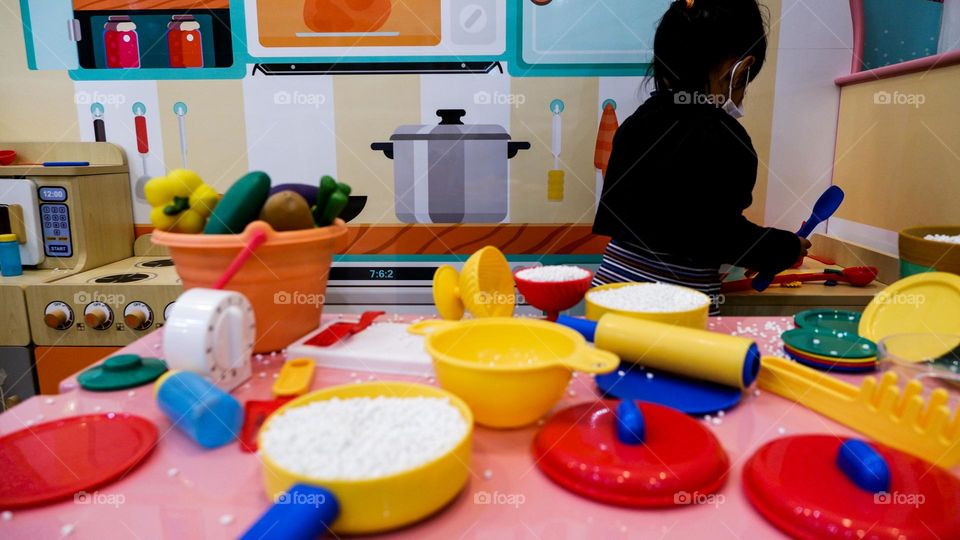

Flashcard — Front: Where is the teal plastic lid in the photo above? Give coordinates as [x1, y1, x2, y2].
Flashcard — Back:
[78, 354, 168, 392]
[781, 328, 877, 359]
[793, 309, 862, 337]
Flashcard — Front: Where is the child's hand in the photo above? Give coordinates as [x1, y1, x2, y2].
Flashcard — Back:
[797, 237, 812, 264]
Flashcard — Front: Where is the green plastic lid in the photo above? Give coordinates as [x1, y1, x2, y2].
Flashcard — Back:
[78, 354, 168, 392]
[793, 309, 862, 337]
[781, 328, 877, 360]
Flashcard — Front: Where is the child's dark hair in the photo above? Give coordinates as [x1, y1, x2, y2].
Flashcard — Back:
[651, 0, 768, 94]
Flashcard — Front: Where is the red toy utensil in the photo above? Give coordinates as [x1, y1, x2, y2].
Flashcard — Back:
[722, 266, 877, 293]
[239, 397, 294, 452]
[514, 267, 593, 321]
[0, 413, 157, 508]
[305, 310, 385, 347]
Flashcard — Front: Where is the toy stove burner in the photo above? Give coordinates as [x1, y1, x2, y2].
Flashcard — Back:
[91, 273, 155, 284]
[135, 259, 174, 268]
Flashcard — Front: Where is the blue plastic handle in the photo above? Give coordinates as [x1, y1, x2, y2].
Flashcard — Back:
[240, 484, 340, 540]
[557, 315, 598, 343]
[42, 161, 89, 167]
[615, 399, 645, 445]
[836, 439, 890, 494]
[752, 186, 844, 292]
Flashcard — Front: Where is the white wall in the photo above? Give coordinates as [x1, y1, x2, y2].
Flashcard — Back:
[765, 0, 853, 234]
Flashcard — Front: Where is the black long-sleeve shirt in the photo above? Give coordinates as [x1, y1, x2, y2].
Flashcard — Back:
[593, 91, 801, 274]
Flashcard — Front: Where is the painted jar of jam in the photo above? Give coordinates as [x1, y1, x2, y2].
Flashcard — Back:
[167, 15, 203, 68]
[103, 15, 140, 69]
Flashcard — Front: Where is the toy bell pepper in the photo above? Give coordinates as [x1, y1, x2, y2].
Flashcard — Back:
[311, 175, 352, 226]
[146, 169, 220, 233]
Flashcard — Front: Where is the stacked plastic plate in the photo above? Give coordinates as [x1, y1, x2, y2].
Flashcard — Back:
[782, 309, 877, 373]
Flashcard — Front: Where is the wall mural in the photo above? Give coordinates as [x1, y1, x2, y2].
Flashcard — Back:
[21, 0, 662, 304]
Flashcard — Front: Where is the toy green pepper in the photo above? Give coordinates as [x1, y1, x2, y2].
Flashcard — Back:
[311, 176, 352, 226]
[145, 169, 219, 233]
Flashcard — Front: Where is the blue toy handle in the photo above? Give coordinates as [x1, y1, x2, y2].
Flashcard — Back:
[241, 484, 340, 540]
[836, 440, 890, 493]
[752, 186, 844, 292]
[557, 315, 598, 342]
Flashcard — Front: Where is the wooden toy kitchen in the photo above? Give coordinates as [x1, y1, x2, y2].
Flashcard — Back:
[3, 1, 960, 539]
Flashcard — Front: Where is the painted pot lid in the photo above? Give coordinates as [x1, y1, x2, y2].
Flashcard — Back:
[78, 354, 168, 391]
[595, 362, 741, 415]
[782, 328, 876, 359]
[0, 413, 157, 508]
[860, 272, 960, 341]
[743, 435, 960, 539]
[793, 309, 861, 337]
[390, 110, 511, 140]
[533, 401, 729, 507]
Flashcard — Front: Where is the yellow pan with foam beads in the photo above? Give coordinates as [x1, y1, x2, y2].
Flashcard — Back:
[432, 246, 515, 320]
[258, 382, 473, 535]
[408, 318, 619, 428]
[584, 282, 710, 329]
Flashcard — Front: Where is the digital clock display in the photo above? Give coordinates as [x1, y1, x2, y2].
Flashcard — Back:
[38, 186, 67, 202]
[330, 267, 437, 281]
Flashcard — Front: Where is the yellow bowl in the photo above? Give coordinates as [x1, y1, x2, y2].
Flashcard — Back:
[584, 282, 710, 329]
[258, 382, 473, 534]
[409, 318, 619, 428]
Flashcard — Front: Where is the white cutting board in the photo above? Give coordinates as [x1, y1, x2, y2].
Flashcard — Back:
[286, 321, 433, 376]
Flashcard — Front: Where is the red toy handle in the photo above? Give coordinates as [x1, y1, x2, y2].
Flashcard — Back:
[134, 115, 149, 154]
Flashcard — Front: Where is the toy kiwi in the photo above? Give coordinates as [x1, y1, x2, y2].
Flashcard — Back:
[203, 171, 272, 234]
[260, 191, 315, 231]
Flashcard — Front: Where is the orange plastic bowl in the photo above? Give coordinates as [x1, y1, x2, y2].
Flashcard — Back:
[152, 220, 347, 352]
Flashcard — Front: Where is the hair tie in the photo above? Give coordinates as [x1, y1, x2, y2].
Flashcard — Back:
[685, 0, 694, 8]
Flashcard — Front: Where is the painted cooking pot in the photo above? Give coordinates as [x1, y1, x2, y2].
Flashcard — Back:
[371, 109, 530, 224]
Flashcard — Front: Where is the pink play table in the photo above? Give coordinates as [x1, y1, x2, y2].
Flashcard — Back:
[0, 316, 954, 539]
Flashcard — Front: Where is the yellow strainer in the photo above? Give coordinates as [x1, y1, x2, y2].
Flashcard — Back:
[432, 246, 515, 320]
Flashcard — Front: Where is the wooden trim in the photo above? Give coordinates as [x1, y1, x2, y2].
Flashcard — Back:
[835, 50, 960, 86]
[73, 0, 230, 10]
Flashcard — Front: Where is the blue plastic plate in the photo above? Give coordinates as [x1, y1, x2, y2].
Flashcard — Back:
[595, 362, 742, 415]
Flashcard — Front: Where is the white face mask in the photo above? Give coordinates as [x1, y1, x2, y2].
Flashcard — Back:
[722, 59, 750, 119]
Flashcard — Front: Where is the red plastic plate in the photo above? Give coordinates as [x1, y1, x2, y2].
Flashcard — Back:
[0, 413, 157, 508]
[743, 435, 960, 540]
[533, 401, 729, 507]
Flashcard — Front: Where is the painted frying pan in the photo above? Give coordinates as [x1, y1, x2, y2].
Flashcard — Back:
[743, 435, 960, 539]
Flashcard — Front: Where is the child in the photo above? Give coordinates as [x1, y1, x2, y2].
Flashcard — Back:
[592, 0, 809, 314]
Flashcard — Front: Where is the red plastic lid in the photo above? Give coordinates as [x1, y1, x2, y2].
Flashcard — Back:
[0, 413, 157, 508]
[743, 435, 960, 540]
[533, 401, 729, 507]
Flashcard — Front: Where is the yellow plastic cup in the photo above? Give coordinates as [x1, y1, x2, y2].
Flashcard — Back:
[584, 282, 710, 329]
[153, 219, 347, 352]
[258, 382, 472, 534]
[408, 318, 619, 428]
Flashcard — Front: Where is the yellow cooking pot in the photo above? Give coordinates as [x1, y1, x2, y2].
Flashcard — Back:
[257, 382, 472, 534]
[584, 282, 710, 329]
[409, 318, 619, 428]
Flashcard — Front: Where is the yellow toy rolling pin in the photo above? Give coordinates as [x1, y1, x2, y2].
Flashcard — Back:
[557, 314, 759, 389]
